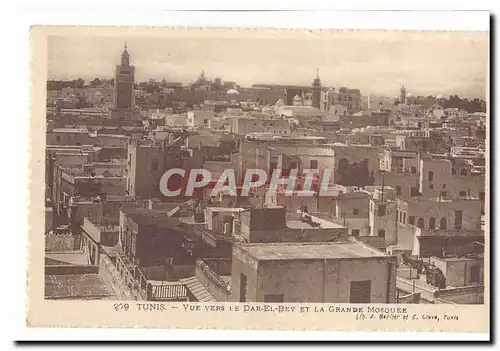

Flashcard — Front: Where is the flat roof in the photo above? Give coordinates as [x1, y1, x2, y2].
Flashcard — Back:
[45, 251, 89, 266]
[269, 146, 335, 157]
[238, 242, 389, 261]
[121, 207, 183, 229]
[45, 274, 115, 299]
[208, 207, 246, 213]
[286, 219, 343, 230]
[434, 256, 483, 262]
[51, 128, 89, 133]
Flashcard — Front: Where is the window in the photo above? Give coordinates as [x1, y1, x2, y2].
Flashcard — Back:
[56, 135, 61, 142]
[409, 216, 415, 225]
[353, 208, 359, 215]
[469, 265, 481, 284]
[377, 204, 386, 216]
[310, 160, 318, 170]
[349, 280, 371, 303]
[151, 159, 158, 171]
[417, 217, 425, 229]
[351, 229, 360, 237]
[440, 191, 447, 198]
[239, 274, 247, 303]
[429, 217, 436, 230]
[429, 184, 434, 190]
[76, 142, 81, 146]
[411, 167, 417, 174]
[442, 184, 447, 189]
[459, 191, 467, 197]
[428, 171, 434, 182]
[411, 187, 419, 197]
[440, 217, 447, 229]
[378, 229, 386, 239]
[460, 169, 468, 176]
[395, 186, 401, 196]
[264, 294, 284, 303]
[455, 210, 463, 230]
[452, 168, 457, 175]
[403, 212, 406, 224]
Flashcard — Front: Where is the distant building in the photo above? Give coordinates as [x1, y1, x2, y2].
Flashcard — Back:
[321, 87, 362, 111]
[362, 95, 395, 110]
[187, 110, 216, 127]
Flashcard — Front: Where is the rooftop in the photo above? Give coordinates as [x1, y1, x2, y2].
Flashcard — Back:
[269, 146, 335, 157]
[238, 242, 390, 261]
[51, 128, 89, 134]
[434, 255, 484, 263]
[121, 207, 183, 229]
[208, 207, 246, 213]
[286, 217, 344, 229]
[45, 251, 89, 266]
[45, 274, 115, 299]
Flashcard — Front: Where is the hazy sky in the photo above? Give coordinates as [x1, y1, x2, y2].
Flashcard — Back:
[47, 30, 488, 98]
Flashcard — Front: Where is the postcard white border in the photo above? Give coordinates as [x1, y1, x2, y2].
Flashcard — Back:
[5, 5, 493, 342]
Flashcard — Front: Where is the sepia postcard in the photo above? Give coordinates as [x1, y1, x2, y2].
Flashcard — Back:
[27, 20, 490, 337]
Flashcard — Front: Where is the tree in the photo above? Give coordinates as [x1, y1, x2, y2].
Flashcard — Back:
[73, 78, 85, 88]
[90, 78, 101, 87]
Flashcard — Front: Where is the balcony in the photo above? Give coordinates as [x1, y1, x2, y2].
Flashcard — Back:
[149, 284, 188, 301]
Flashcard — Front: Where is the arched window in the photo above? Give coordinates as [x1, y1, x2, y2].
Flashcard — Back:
[440, 217, 447, 229]
[417, 217, 425, 229]
[460, 168, 468, 177]
[429, 217, 436, 230]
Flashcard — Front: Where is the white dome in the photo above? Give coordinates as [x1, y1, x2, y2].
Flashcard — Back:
[436, 94, 444, 99]
[406, 93, 413, 97]
[227, 89, 239, 95]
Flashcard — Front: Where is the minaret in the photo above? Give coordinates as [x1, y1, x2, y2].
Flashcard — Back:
[113, 43, 135, 112]
[312, 69, 322, 109]
[121, 43, 130, 67]
[400, 85, 407, 105]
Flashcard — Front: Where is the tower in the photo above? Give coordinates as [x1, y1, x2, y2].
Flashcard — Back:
[311, 69, 322, 109]
[400, 85, 407, 105]
[113, 43, 135, 111]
